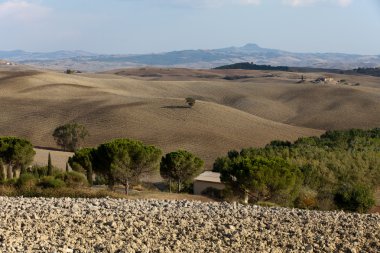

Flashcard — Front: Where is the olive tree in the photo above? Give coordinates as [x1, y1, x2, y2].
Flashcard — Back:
[52, 123, 89, 151]
[185, 97, 196, 108]
[93, 139, 162, 194]
[160, 150, 204, 193]
[0, 137, 35, 179]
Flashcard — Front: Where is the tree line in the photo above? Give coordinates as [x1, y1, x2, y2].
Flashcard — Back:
[1, 124, 379, 213]
[214, 128, 380, 212]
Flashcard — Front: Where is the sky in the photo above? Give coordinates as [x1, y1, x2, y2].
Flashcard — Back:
[0, 0, 379, 55]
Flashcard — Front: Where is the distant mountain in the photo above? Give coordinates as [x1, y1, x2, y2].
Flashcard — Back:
[1, 44, 380, 72]
[0, 50, 97, 61]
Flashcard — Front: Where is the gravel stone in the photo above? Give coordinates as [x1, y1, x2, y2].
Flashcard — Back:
[0, 197, 378, 252]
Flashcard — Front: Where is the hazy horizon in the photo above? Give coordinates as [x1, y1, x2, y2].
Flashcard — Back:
[0, 0, 380, 55]
[2, 42, 380, 56]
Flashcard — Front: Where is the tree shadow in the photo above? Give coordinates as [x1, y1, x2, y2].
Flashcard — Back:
[161, 105, 190, 109]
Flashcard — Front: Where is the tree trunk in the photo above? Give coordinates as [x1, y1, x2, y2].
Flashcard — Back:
[20, 165, 27, 175]
[7, 166, 13, 179]
[87, 167, 93, 186]
[243, 191, 249, 204]
[178, 180, 181, 193]
[0, 162, 5, 181]
[125, 179, 130, 195]
[108, 172, 115, 191]
[169, 179, 172, 193]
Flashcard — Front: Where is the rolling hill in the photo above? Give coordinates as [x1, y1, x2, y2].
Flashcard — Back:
[1, 65, 380, 167]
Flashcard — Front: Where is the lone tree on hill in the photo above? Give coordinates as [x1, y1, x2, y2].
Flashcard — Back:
[160, 150, 204, 193]
[185, 97, 196, 108]
[52, 123, 89, 152]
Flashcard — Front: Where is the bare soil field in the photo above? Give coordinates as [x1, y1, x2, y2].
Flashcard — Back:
[1, 66, 380, 168]
[0, 197, 378, 252]
[33, 148, 73, 169]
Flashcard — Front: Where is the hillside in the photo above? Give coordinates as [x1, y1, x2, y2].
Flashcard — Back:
[1, 65, 380, 167]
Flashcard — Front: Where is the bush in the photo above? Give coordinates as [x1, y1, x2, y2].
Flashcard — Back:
[295, 187, 318, 209]
[201, 187, 224, 200]
[16, 173, 37, 190]
[3, 178, 17, 186]
[93, 174, 107, 185]
[38, 176, 66, 189]
[185, 97, 196, 107]
[54, 171, 66, 181]
[30, 165, 48, 178]
[64, 171, 88, 188]
[334, 184, 375, 213]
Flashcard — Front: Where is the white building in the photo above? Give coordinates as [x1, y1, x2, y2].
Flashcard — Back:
[193, 171, 225, 195]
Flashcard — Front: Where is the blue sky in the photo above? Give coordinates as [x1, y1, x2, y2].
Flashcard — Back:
[0, 0, 379, 54]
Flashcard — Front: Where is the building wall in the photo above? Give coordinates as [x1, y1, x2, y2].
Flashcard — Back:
[193, 181, 225, 195]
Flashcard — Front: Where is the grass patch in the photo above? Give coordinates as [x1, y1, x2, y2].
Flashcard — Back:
[0, 186, 127, 199]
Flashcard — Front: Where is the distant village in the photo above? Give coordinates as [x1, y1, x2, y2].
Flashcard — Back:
[0, 61, 16, 66]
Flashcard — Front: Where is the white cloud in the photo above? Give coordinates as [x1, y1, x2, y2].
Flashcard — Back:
[0, 0, 51, 21]
[283, 0, 353, 7]
[122, 0, 261, 8]
[337, 0, 352, 7]
[123, 0, 355, 8]
[177, 0, 261, 7]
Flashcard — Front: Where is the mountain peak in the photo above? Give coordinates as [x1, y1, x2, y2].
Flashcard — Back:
[241, 43, 261, 49]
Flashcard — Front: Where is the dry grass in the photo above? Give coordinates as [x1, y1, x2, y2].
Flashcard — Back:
[370, 188, 380, 214]
[33, 148, 73, 170]
[0, 185, 214, 202]
[1, 66, 380, 168]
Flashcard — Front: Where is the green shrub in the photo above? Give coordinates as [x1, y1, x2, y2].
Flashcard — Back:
[64, 171, 88, 188]
[54, 171, 66, 181]
[16, 173, 37, 190]
[93, 174, 107, 185]
[30, 165, 48, 178]
[4, 178, 17, 186]
[201, 187, 224, 200]
[38, 176, 66, 189]
[334, 184, 375, 213]
[295, 187, 318, 209]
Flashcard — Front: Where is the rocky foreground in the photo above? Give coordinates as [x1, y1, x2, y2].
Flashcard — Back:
[0, 197, 379, 253]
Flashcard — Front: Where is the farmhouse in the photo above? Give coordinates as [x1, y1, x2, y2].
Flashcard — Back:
[193, 171, 225, 195]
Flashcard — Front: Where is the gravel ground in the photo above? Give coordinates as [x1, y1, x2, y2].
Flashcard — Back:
[0, 197, 379, 253]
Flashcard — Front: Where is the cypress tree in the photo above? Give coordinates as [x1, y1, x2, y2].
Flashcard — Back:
[47, 153, 53, 176]
[87, 167, 93, 186]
